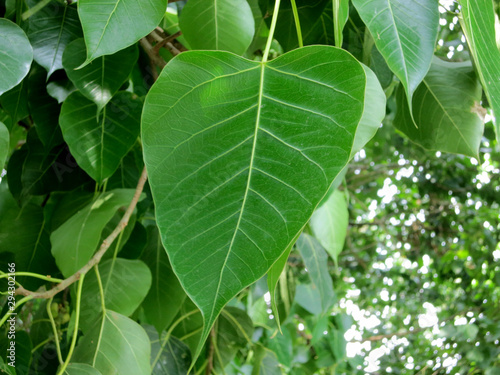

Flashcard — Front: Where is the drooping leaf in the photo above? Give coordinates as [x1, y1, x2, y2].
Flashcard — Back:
[77, 0, 168, 63]
[179, 0, 255, 55]
[26, 0, 82, 77]
[63, 39, 138, 111]
[142, 46, 366, 357]
[0, 18, 33, 96]
[59, 91, 142, 184]
[394, 58, 484, 158]
[351, 0, 439, 109]
[27, 64, 64, 149]
[0, 79, 29, 125]
[73, 310, 151, 375]
[51, 189, 137, 277]
[141, 226, 187, 333]
[145, 325, 191, 375]
[296, 234, 335, 313]
[80, 258, 152, 332]
[459, 0, 500, 140]
[309, 190, 348, 265]
[62, 363, 103, 375]
[333, 0, 349, 47]
[0, 122, 8, 168]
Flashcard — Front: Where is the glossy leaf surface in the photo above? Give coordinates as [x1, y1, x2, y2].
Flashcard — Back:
[77, 0, 167, 63]
[63, 39, 138, 111]
[0, 19, 33, 95]
[352, 0, 439, 107]
[394, 59, 483, 158]
[179, 0, 255, 55]
[59, 91, 142, 183]
[142, 46, 366, 356]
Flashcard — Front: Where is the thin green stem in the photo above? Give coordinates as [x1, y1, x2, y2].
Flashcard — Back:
[94, 265, 106, 312]
[21, 0, 51, 20]
[194, 360, 208, 375]
[0, 295, 33, 327]
[46, 297, 63, 364]
[262, 0, 282, 62]
[151, 309, 200, 369]
[15, 0, 23, 25]
[0, 272, 63, 284]
[31, 336, 53, 353]
[290, 0, 303, 48]
[56, 273, 85, 375]
[104, 230, 124, 296]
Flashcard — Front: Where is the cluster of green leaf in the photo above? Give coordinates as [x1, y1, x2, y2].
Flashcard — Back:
[0, 0, 499, 374]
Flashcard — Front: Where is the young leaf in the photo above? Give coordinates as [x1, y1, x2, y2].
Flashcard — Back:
[63, 39, 138, 111]
[26, 0, 82, 77]
[0, 19, 33, 96]
[351, 0, 439, 110]
[179, 0, 255, 55]
[394, 58, 484, 158]
[51, 189, 137, 277]
[77, 0, 168, 63]
[62, 363, 103, 375]
[59, 91, 142, 184]
[141, 226, 187, 333]
[297, 234, 336, 313]
[333, 0, 349, 47]
[0, 122, 8, 168]
[309, 190, 348, 265]
[79, 259, 152, 332]
[72, 310, 151, 375]
[459, 0, 500, 140]
[142, 46, 366, 358]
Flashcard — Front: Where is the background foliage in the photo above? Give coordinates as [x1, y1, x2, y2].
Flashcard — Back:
[0, 0, 499, 374]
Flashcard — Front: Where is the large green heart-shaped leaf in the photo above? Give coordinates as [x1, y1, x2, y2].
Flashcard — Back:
[27, 0, 82, 77]
[80, 258, 152, 332]
[141, 226, 187, 333]
[0, 19, 33, 96]
[73, 310, 150, 375]
[77, 0, 168, 63]
[142, 46, 366, 357]
[59, 91, 142, 184]
[297, 234, 335, 314]
[351, 0, 439, 109]
[394, 58, 483, 158]
[179, 0, 255, 55]
[51, 189, 137, 277]
[459, 0, 500, 141]
[63, 39, 138, 111]
[0, 122, 8, 168]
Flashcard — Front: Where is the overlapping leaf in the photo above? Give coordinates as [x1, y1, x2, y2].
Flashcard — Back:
[0, 122, 8, 168]
[394, 58, 484, 158]
[179, 0, 255, 55]
[50, 189, 137, 277]
[63, 39, 138, 111]
[142, 46, 366, 357]
[27, 0, 82, 77]
[459, 0, 500, 140]
[59, 91, 142, 183]
[0, 80, 29, 125]
[145, 325, 191, 375]
[0, 19, 33, 95]
[352, 0, 439, 109]
[73, 310, 150, 375]
[77, 0, 168, 63]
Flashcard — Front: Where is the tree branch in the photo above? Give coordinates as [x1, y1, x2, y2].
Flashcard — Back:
[15, 167, 148, 299]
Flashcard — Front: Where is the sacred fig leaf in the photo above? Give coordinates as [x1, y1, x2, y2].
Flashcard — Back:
[51, 189, 137, 277]
[0, 19, 33, 96]
[77, 0, 168, 64]
[59, 91, 142, 184]
[351, 0, 439, 110]
[62, 363, 103, 375]
[0, 122, 8, 168]
[72, 310, 150, 375]
[142, 46, 366, 358]
[458, 0, 500, 142]
[394, 58, 484, 158]
[63, 39, 138, 111]
[179, 0, 255, 55]
[26, 0, 82, 77]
